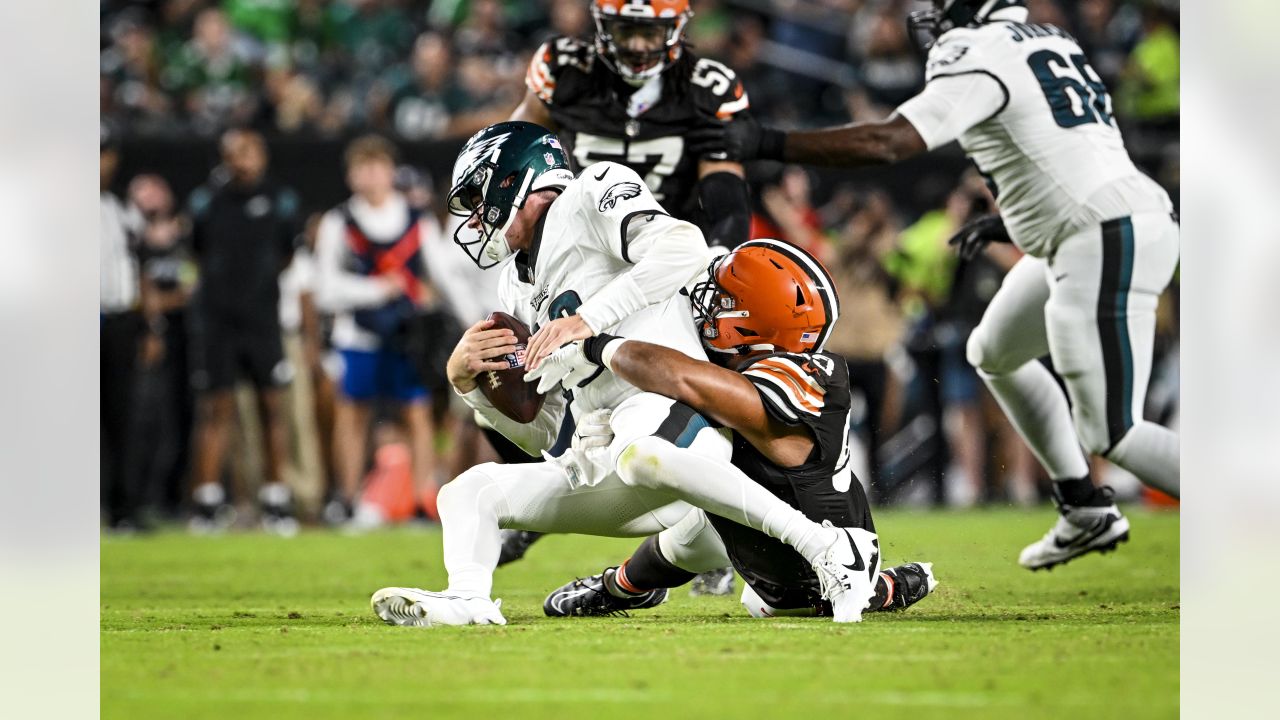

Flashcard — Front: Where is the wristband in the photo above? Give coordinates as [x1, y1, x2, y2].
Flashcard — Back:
[758, 127, 787, 161]
[582, 333, 625, 369]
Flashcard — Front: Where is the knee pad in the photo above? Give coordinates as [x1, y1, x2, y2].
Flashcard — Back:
[614, 436, 672, 491]
[657, 511, 729, 574]
[436, 464, 499, 519]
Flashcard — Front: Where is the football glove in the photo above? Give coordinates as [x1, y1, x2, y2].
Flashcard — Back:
[947, 214, 1011, 261]
[724, 115, 786, 162]
[524, 341, 599, 395]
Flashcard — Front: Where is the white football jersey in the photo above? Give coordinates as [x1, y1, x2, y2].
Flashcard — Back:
[897, 21, 1172, 257]
[496, 161, 712, 419]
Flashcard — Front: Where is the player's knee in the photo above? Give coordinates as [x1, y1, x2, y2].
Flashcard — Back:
[615, 436, 674, 491]
[436, 465, 499, 519]
[965, 326, 1006, 375]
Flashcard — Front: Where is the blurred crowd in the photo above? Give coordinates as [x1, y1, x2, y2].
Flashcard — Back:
[100, 0, 1180, 531]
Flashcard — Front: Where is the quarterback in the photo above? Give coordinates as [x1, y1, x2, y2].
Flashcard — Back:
[369, 121, 881, 625]
[730, 0, 1180, 570]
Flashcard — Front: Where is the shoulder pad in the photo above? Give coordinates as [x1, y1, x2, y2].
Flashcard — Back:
[689, 56, 751, 119]
[526, 37, 594, 103]
[741, 352, 830, 421]
[926, 24, 1011, 81]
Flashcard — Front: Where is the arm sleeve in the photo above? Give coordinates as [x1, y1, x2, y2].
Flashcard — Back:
[457, 385, 567, 457]
[894, 71, 1008, 150]
[313, 211, 392, 313]
[525, 41, 558, 105]
[696, 170, 751, 248]
[575, 164, 712, 333]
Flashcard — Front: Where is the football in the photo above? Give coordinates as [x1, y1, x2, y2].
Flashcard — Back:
[478, 311, 546, 423]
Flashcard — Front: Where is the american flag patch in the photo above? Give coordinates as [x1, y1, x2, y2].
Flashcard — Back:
[800, 331, 819, 342]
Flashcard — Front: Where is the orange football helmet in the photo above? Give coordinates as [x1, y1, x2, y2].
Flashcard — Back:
[692, 239, 841, 355]
[592, 0, 692, 85]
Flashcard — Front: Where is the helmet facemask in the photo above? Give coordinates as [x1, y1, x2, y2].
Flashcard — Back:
[593, 8, 690, 86]
[447, 162, 534, 269]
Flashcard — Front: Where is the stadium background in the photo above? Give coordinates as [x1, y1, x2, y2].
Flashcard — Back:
[99, 0, 1180, 525]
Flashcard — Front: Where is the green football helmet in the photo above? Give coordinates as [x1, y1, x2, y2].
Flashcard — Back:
[447, 121, 574, 268]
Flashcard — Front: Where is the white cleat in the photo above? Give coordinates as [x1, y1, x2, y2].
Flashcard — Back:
[1019, 504, 1130, 571]
[811, 521, 881, 623]
[370, 587, 507, 627]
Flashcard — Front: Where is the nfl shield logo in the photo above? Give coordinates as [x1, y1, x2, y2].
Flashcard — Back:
[544, 152, 555, 165]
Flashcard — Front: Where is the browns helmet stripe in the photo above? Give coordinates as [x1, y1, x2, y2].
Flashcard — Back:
[739, 238, 841, 351]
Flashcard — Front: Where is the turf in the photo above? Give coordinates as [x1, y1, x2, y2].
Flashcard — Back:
[101, 507, 1179, 719]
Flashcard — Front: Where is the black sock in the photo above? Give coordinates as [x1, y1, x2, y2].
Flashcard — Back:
[1052, 476, 1103, 507]
[611, 536, 696, 595]
[869, 573, 892, 611]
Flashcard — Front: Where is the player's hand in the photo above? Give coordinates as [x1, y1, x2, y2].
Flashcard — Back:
[686, 121, 728, 161]
[526, 314, 592, 370]
[524, 340, 598, 395]
[725, 116, 786, 162]
[446, 317, 519, 394]
[947, 214, 1011, 261]
[572, 408, 614, 452]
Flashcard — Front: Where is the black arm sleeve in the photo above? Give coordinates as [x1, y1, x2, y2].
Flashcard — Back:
[697, 171, 752, 249]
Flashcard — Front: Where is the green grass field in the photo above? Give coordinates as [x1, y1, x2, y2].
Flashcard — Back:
[101, 507, 1179, 719]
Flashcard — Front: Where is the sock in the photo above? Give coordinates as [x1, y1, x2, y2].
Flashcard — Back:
[1106, 422, 1180, 498]
[1051, 476, 1104, 507]
[439, 470, 508, 599]
[258, 481, 291, 507]
[980, 363, 1091, 481]
[193, 482, 225, 507]
[622, 437, 836, 563]
[608, 536, 695, 597]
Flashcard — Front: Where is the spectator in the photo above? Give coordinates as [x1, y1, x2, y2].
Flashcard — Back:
[373, 31, 474, 141]
[100, 123, 146, 532]
[101, 10, 174, 130]
[315, 135, 441, 528]
[162, 7, 258, 134]
[849, 5, 924, 117]
[129, 174, 198, 520]
[751, 166, 830, 261]
[187, 129, 301, 533]
[1118, 4, 1179, 126]
[823, 190, 906, 498]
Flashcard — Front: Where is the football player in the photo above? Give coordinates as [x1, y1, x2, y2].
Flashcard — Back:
[370, 121, 882, 626]
[530, 240, 938, 618]
[728, 0, 1180, 570]
[505, 0, 751, 595]
[510, 0, 751, 249]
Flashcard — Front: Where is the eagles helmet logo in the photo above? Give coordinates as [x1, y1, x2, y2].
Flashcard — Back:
[599, 181, 643, 212]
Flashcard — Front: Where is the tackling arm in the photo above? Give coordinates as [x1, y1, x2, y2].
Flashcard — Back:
[606, 340, 815, 467]
[780, 114, 927, 167]
[696, 159, 751, 249]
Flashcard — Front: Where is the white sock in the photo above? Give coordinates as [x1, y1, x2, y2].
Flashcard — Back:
[980, 363, 1091, 480]
[1106, 422, 1180, 498]
[193, 482, 225, 507]
[438, 469, 508, 599]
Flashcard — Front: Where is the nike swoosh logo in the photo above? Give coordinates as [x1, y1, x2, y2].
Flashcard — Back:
[551, 586, 594, 613]
[842, 529, 865, 573]
[594, 167, 609, 181]
[1053, 515, 1114, 549]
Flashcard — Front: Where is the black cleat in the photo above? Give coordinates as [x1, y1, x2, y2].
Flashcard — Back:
[543, 567, 668, 617]
[877, 562, 938, 612]
[497, 530, 545, 566]
[689, 566, 735, 597]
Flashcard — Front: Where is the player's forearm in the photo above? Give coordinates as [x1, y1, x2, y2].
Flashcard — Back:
[605, 339, 759, 432]
[775, 115, 925, 167]
[697, 171, 751, 248]
[459, 386, 565, 457]
[576, 221, 709, 332]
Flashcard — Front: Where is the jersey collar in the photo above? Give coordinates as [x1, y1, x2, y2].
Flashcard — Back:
[514, 200, 554, 284]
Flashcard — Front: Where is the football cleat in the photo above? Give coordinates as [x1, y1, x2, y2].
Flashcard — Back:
[876, 562, 938, 612]
[497, 530, 545, 566]
[810, 521, 881, 623]
[689, 567, 736, 597]
[1019, 502, 1130, 571]
[371, 587, 507, 627]
[543, 567, 668, 617]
